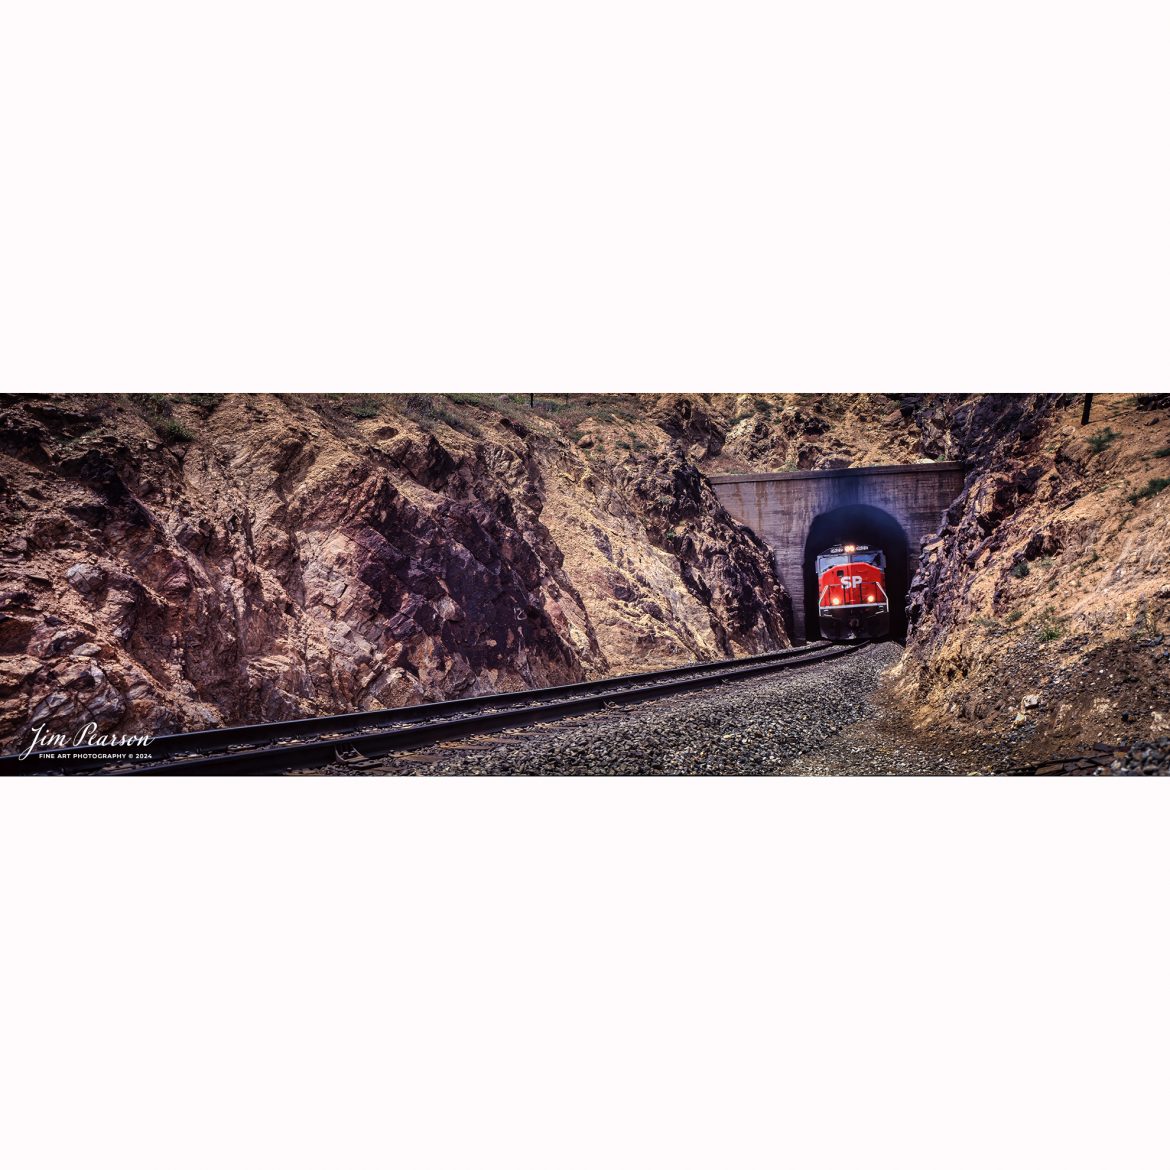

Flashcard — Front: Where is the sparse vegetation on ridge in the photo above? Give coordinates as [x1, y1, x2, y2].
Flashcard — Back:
[1126, 477, 1170, 505]
[157, 418, 195, 443]
[339, 395, 382, 419]
[132, 393, 195, 443]
[1087, 427, 1118, 453]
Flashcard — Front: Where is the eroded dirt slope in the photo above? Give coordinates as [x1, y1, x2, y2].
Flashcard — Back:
[891, 394, 1170, 759]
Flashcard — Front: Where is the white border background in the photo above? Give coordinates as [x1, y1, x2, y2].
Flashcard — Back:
[2, 2, 1169, 1167]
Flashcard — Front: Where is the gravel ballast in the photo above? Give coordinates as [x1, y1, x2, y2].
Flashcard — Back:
[315, 631, 1170, 776]
[332, 642, 1000, 776]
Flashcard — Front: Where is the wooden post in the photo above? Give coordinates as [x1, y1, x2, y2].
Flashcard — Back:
[529, 393, 535, 408]
[1081, 394, 1093, 425]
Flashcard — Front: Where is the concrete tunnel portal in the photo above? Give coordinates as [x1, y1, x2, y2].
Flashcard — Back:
[709, 462, 967, 644]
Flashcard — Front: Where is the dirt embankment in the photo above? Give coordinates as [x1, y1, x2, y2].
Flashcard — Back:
[890, 394, 1170, 759]
[0, 393, 789, 742]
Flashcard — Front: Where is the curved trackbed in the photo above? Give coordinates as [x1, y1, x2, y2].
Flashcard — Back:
[3, 641, 867, 776]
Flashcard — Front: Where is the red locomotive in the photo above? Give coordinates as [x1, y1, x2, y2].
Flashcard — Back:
[815, 543, 889, 640]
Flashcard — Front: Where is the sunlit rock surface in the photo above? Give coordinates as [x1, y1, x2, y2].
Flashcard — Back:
[0, 393, 789, 740]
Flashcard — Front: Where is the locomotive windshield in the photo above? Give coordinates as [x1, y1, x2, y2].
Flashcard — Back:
[815, 544, 885, 573]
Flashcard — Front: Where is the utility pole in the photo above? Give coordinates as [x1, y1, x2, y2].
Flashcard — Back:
[1081, 394, 1094, 425]
[529, 393, 535, 408]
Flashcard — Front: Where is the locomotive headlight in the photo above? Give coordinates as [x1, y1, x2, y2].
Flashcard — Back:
[866, 595, 875, 602]
[832, 598, 841, 606]
[844, 544, 856, 553]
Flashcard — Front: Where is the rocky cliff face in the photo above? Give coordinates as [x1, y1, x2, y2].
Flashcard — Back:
[0, 393, 789, 743]
[889, 394, 1170, 756]
[650, 392, 941, 471]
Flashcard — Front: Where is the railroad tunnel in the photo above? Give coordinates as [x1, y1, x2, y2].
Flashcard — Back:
[709, 462, 967, 643]
[801, 504, 909, 640]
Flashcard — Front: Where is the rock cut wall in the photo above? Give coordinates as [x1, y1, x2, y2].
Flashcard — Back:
[0, 393, 791, 742]
[890, 394, 1170, 756]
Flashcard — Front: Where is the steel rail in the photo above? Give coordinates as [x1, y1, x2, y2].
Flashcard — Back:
[122, 641, 867, 775]
[2, 641, 837, 776]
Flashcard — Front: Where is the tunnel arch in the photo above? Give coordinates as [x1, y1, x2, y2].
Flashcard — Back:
[801, 504, 910, 641]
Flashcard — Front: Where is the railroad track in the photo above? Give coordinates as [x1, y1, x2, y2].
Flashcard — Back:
[4, 640, 869, 776]
[1025, 745, 1128, 776]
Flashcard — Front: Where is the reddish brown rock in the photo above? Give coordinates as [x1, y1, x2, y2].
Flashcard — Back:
[0, 392, 793, 744]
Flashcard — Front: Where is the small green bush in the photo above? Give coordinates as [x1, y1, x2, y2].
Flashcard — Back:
[158, 418, 194, 443]
[1010, 560, 1030, 579]
[447, 393, 518, 417]
[1005, 609, 1024, 624]
[1126, 477, 1170, 505]
[397, 393, 479, 434]
[134, 394, 194, 442]
[1087, 427, 1118, 453]
[1035, 604, 1064, 642]
[1154, 446, 1170, 458]
[329, 394, 383, 419]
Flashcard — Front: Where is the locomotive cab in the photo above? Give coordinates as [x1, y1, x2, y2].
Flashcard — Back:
[815, 543, 890, 641]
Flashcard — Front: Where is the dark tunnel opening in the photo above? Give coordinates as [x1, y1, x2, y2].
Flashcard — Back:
[802, 504, 909, 641]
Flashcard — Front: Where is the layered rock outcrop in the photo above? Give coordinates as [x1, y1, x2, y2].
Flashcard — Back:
[0, 393, 789, 743]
